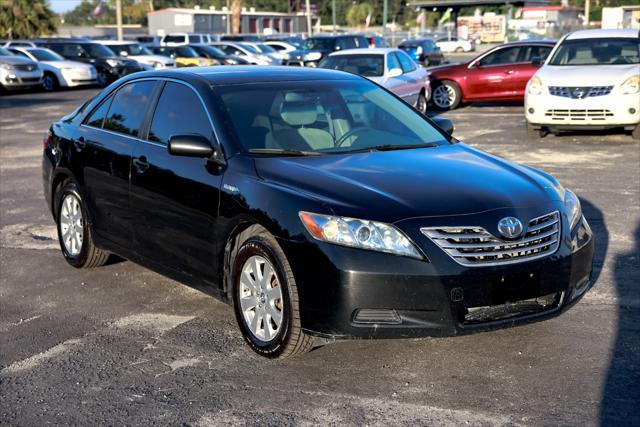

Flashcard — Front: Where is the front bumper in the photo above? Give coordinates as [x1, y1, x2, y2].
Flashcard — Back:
[0, 69, 43, 88]
[526, 90, 640, 129]
[281, 208, 594, 340]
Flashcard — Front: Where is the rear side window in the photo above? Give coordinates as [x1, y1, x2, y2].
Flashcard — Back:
[104, 81, 156, 137]
[396, 51, 417, 72]
[148, 82, 212, 145]
[519, 45, 553, 62]
[387, 52, 401, 70]
[85, 95, 113, 128]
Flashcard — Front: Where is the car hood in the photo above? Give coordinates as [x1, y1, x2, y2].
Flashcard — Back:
[535, 64, 639, 86]
[0, 56, 36, 65]
[428, 62, 467, 74]
[254, 143, 563, 223]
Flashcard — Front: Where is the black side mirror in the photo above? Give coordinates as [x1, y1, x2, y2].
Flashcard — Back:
[168, 134, 215, 158]
[532, 56, 543, 67]
[432, 117, 454, 135]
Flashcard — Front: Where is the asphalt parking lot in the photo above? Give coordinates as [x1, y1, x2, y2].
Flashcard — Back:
[1, 86, 638, 426]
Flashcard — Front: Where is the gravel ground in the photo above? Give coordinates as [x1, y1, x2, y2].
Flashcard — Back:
[0, 85, 638, 426]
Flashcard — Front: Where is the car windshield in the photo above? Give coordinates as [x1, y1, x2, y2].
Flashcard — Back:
[320, 55, 385, 77]
[239, 43, 259, 53]
[84, 43, 116, 58]
[29, 48, 64, 61]
[549, 38, 640, 65]
[109, 43, 152, 56]
[200, 45, 226, 56]
[0, 47, 12, 56]
[215, 80, 449, 155]
[302, 38, 335, 50]
[255, 43, 275, 53]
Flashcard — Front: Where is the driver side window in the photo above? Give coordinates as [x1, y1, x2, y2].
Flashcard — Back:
[479, 46, 521, 66]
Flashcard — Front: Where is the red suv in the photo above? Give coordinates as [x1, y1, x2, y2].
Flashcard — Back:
[430, 40, 556, 110]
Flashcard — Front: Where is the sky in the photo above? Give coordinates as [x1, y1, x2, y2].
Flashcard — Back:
[50, 0, 84, 14]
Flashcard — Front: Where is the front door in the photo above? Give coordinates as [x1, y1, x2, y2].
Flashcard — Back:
[465, 45, 522, 100]
[130, 81, 223, 282]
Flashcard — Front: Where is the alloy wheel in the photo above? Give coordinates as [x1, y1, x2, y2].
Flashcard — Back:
[433, 84, 456, 109]
[59, 193, 84, 256]
[239, 255, 284, 342]
[42, 75, 54, 91]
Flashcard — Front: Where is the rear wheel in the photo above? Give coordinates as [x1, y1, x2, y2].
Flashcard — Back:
[432, 80, 461, 110]
[55, 181, 109, 268]
[231, 227, 312, 358]
[42, 72, 59, 92]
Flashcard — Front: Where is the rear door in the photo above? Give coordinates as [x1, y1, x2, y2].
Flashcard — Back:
[78, 80, 158, 249]
[130, 80, 223, 281]
[509, 44, 553, 97]
[395, 51, 422, 105]
[464, 45, 521, 100]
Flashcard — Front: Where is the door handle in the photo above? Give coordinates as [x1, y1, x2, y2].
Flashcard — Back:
[74, 136, 85, 151]
[505, 70, 514, 75]
[132, 156, 149, 173]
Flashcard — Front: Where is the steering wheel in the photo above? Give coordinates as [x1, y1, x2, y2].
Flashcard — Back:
[335, 127, 370, 147]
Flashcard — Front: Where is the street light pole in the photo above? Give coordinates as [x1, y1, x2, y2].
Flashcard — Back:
[305, 0, 312, 36]
[584, 0, 590, 26]
[115, 0, 123, 41]
[332, 0, 336, 34]
[382, 0, 388, 36]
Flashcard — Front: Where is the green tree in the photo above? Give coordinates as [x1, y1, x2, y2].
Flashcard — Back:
[0, 0, 57, 38]
[347, 2, 374, 28]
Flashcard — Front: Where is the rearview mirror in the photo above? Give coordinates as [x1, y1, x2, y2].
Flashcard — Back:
[387, 68, 403, 78]
[168, 134, 215, 158]
[531, 56, 543, 67]
[432, 117, 454, 135]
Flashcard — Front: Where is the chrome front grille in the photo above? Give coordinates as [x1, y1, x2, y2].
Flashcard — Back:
[14, 64, 37, 72]
[544, 109, 614, 121]
[421, 211, 560, 267]
[548, 86, 612, 99]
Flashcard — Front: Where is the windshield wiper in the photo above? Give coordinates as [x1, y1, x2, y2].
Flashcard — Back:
[248, 148, 321, 156]
[341, 143, 438, 153]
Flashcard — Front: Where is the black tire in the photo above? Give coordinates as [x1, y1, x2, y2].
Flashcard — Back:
[526, 122, 546, 139]
[55, 181, 109, 268]
[42, 72, 59, 92]
[231, 226, 312, 358]
[96, 69, 110, 88]
[631, 125, 640, 141]
[415, 90, 428, 114]
[455, 47, 464, 53]
[432, 80, 462, 110]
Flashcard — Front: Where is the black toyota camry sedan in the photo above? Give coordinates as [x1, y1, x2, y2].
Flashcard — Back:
[42, 66, 594, 358]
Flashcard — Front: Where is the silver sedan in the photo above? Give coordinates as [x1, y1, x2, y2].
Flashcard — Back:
[319, 48, 431, 114]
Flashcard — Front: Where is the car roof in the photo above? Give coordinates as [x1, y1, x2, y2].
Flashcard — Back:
[121, 66, 361, 86]
[566, 29, 640, 40]
[330, 48, 395, 56]
[94, 40, 136, 45]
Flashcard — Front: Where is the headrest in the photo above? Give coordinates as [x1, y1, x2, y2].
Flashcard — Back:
[280, 94, 317, 126]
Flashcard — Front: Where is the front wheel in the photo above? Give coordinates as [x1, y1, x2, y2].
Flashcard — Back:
[232, 228, 312, 358]
[96, 70, 109, 88]
[415, 91, 428, 114]
[42, 72, 59, 92]
[432, 80, 461, 110]
[526, 122, 546, 139]
[631, 125, 640, 141]
[455, 46, 464, 53]
[55, 181, 109, 268]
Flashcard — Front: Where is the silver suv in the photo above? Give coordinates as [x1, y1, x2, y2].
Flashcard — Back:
[0, 47, 43, 91]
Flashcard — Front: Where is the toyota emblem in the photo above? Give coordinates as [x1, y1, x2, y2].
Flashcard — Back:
[497, 217, 524, 239]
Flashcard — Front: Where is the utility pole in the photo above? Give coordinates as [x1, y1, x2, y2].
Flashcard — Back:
[305, 0, 312, 36]
[382, 0, 388, 36]
[115, 0, 123, 41]
[226, 0, 230, 34]
[584, 0, 590, 26]
[332, 0, 336, 34]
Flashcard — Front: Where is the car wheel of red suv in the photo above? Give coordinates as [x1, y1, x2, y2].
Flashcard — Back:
[432, 80, 461, 110]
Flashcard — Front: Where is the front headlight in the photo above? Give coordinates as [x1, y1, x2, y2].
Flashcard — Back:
[528, 76, 543, 95]
[564, 189, 582, 230]
[150, 61, 163, 69]
[0, 63, 14, 70]
[282, 52, 290, 60]
[299, 211, 422, 259]
[303, 52, 322, 61]
[106, 59, 122, 67]
[620, 75, 640, 95]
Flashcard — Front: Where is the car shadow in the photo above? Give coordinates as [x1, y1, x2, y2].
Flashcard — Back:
[600, 215, 640, 425]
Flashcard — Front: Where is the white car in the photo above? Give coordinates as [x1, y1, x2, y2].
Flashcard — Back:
[160, 33, 216, 46]
[212, 42, 276, 66]
[436, 36, 474, 53]
[525, 29, 640, 140]
[264, 41, 297, 54]
[96, 41, 175, 70]
[243, 42, 285, 64]
[320, 48, 431, 114]
[0, 47, 43, 91]
[8, 47, 96, 91]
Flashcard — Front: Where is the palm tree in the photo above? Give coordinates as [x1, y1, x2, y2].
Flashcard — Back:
[0, 0, 57, 39]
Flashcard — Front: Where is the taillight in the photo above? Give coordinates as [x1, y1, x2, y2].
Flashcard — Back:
[43, 130, 52, 149]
